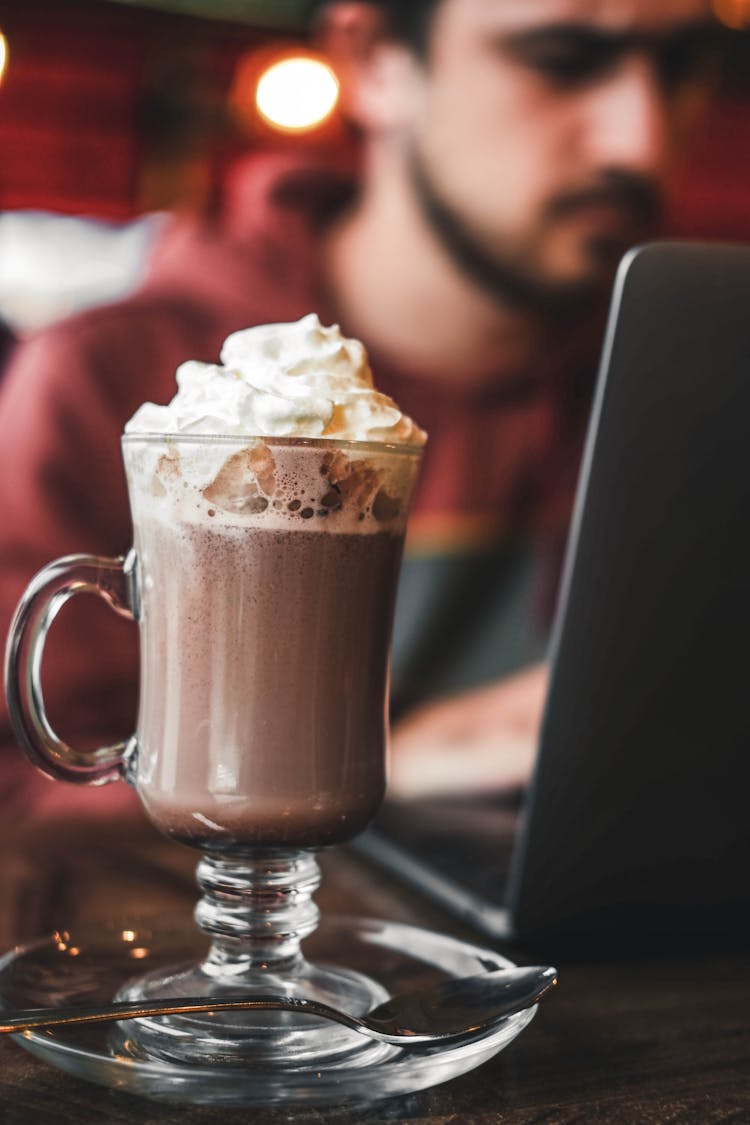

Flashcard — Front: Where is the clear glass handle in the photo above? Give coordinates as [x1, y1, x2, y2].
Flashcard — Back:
[4, 550, 138, 785]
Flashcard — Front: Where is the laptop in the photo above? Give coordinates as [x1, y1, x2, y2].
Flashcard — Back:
[353, 241, 750, 951]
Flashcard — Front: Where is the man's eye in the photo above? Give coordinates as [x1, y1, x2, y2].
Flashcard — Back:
[509, 39, 619, 87]
[503, 24, 724, 93]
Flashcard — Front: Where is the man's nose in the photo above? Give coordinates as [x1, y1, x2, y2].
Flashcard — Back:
[586, 55, 672, 177]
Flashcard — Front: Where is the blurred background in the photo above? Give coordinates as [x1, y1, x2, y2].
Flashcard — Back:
[0, 0, 748, 336]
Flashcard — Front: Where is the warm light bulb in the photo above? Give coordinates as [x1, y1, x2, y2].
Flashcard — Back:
[712, 0, 750, 27]
[255, 57, 339, 133]
[0, 33, 8, 84]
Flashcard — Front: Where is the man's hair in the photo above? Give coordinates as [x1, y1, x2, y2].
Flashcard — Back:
[309, 1, 441, 56]
[368, 0, 439, 53]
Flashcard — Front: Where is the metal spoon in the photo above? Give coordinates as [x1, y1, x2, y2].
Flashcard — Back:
[0, 964, 557, 1045]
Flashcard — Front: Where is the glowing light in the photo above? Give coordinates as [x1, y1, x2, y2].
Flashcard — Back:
[0, 33, 7, 85]
[712, 0, 750, 27]
[121, 930, 136, 942]
[255, 57, 339, 133]
[129, 947, 150, 960]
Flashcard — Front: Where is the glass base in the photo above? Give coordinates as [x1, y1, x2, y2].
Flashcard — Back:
[111, 956, 389, 1067]
[108, 847, 391, 1066]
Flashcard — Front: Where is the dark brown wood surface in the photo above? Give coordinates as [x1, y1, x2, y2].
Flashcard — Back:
[0, 810, 748, 1124]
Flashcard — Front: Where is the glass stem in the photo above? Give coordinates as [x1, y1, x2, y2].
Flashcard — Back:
[193, 849, 321, 981]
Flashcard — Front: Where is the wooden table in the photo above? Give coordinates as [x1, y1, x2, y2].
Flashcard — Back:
[0, 810, 748, 1124]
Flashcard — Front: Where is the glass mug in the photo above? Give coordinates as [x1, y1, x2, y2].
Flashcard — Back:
[5, 433, 422, 1068]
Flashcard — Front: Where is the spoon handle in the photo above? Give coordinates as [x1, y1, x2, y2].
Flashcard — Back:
[0, 994, 356, 1035]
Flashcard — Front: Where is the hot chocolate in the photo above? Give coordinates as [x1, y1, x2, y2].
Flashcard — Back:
[123, 437, 422, 849]
[122, 314, 425, 850]
[134, 518, 403, 847]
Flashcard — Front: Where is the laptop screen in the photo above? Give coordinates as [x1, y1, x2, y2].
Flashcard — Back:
[356, 242, 750, 951]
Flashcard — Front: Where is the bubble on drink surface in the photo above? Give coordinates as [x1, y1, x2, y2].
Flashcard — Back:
[319, 489, 342, 511]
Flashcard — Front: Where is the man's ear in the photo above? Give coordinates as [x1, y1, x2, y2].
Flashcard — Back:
[313, 2, 421, 132]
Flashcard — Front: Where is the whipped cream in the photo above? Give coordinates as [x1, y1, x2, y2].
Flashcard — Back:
[125, 313, 426, 446]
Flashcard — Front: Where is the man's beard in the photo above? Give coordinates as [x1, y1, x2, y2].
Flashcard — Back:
[408, 148, 663, 314]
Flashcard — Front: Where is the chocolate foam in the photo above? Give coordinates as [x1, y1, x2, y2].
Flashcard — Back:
[125, 438, 417, 536]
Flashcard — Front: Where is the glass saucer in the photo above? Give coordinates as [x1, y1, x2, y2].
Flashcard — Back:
[0, 915, 536, 1107]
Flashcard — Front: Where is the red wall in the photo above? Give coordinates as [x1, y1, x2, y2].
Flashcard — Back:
[0, 0, 272, 218]
[0, 1, 748, 238]
[670, 96, 750, 241]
